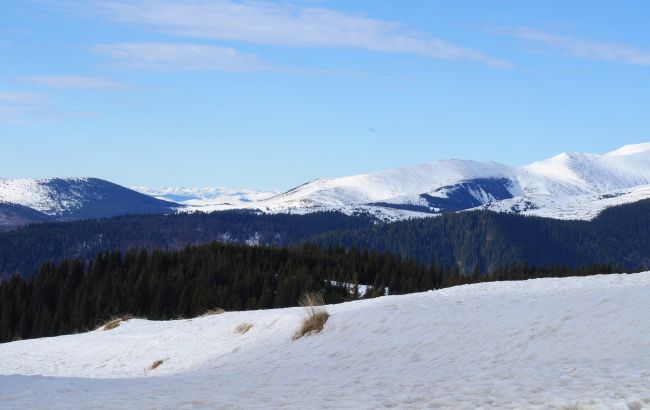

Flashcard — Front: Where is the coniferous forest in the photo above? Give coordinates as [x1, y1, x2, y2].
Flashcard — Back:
[0, 240, 621, 343]
[1, 199, 650, 280]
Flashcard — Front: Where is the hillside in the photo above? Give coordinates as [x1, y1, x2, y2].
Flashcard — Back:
[315, 198, 650, 272]
[1, 273, 648, 409]
[0, 211, 374, 278]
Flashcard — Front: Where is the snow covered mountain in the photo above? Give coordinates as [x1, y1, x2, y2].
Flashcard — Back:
[180, 142, 650, 221]
[0, 178, 180, 228]
[2, 272, 648, 408]
[6, 143, 650, 227]
[132, 186, 278, 207]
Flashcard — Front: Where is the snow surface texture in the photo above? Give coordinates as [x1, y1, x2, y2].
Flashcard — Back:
[1, 273, 649, 409]
[167, 142, 650, 221]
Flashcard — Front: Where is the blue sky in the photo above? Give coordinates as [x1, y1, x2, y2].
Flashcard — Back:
[2, 1, 650, 190]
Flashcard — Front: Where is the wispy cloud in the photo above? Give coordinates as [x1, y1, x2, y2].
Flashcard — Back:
[0, 92, 48, 104]
[0, 91, 49, 123]
[68, 0, 510, 68]
[21, 76, 124, 89]
[510, 27, 650, 66]
[92, 42, 270, 71]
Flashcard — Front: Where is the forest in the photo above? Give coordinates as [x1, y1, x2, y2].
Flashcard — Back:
[0, 240, 621, 343]
[1, 199, 650, 279]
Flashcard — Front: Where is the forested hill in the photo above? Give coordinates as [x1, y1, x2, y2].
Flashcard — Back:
[0, 211, 374, 279]
[315, 199, 650, 272]
[1, 199, 650, 279]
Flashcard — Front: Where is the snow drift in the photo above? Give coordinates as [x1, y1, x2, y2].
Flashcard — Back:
[1, 273, 649, 409]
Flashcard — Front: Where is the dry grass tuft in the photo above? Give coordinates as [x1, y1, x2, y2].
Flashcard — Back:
[234, 323, 254, 334]
[293, 292, 330, 340]
[100, 314, 134, 331]
[102, 319, 121, 331]
[149, 359, 165, 371]
[200, 307, 226, 317]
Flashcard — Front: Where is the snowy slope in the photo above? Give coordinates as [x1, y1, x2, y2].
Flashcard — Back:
[0, 178, 180, 223]
[179, 142, 650, 221]
[1, 273, 649, 409]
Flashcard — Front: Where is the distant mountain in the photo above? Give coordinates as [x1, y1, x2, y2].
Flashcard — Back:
[0, 178, 180, 227]
[175, 143, 650, 221]
[132, 186, 278, 207]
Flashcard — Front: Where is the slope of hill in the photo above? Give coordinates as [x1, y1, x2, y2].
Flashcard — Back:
[1, 273, 648, 409]
[0, 178, 180, 226]
[0, 202, 53, 230]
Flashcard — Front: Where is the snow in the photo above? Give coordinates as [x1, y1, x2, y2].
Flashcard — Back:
[2, 273, 649, 409]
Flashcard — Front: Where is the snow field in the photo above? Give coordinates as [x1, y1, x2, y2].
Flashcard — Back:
[1, 273, 649, 409]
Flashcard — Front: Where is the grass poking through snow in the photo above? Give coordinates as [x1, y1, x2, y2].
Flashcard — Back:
[200, 308, 226, 317]
[293, 292, 330, 340]
[235, 323, 254, 334]
[149, 359, 165, 371]
[99, 314, 134, 331]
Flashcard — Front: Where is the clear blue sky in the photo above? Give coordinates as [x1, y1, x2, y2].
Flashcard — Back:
[2, 1, 650, 190]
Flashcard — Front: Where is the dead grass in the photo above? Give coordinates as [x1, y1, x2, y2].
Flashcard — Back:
[293, 292, 330, 340]
[234, 322, 254, 334]
[149, 359, 165, 371]
[100, 314, 134, 331]
[200, 307, 226, 317]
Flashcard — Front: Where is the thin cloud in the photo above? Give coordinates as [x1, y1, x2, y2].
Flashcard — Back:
[72, 0, 510, 68]
[22, 76, 124, 89]
[93, 42, 272, 72]
[0, 92, 48, 104]
[0, 91, 49, 123]
[511, 27, 650, 66]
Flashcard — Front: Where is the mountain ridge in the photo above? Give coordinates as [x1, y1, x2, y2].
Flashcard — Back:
[5, 143, 650, 226]
[172, 142, 650, 221]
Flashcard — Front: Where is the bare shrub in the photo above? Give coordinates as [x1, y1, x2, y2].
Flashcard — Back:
[293, 292, 330, 340]
[235, 323, 254, 334]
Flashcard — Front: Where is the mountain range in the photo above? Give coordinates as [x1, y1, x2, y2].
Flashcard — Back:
[183, 142, 650, 221]
[3, 143, 650, 228]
